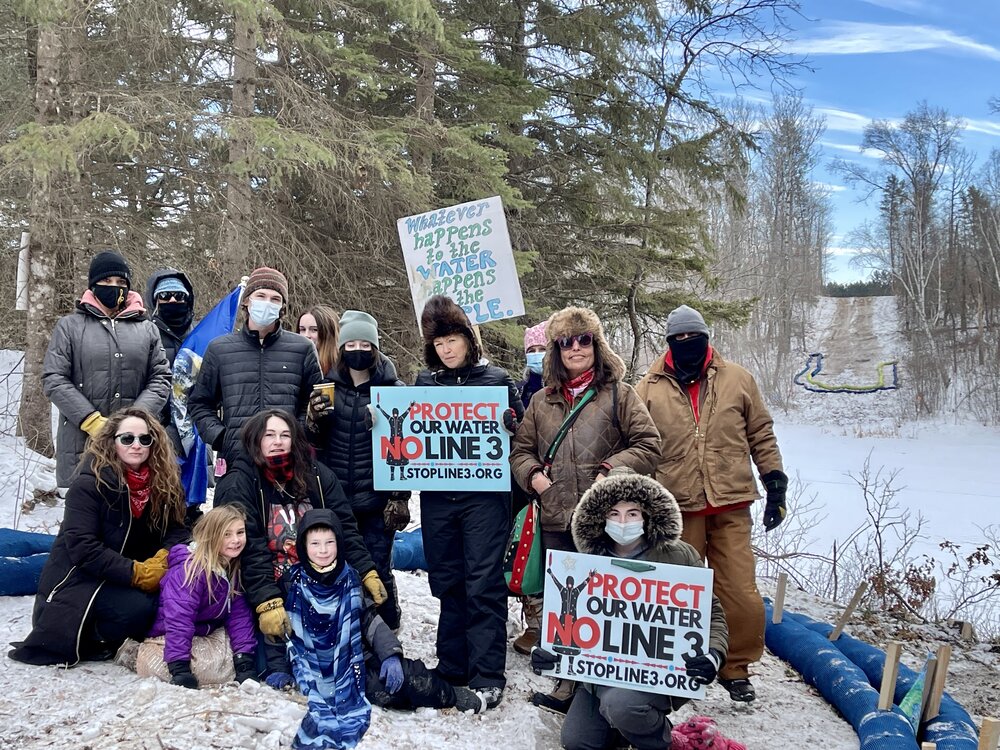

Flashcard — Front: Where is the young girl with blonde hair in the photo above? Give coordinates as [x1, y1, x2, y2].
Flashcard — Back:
[146, 504, 258, 688]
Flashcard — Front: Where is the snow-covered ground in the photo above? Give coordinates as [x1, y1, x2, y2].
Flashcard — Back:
[2, 294, 999, 749]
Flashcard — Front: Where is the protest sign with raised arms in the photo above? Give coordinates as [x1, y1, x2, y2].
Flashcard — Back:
[396, 196, 524, 328]
[370, 386, 511, 492]
[540, 550, 714, 699]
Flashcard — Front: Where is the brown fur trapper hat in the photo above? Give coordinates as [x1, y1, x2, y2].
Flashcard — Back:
[421, 295, 482, 369]
[572, 467, 682, 556]
[544, 306, 626, 384]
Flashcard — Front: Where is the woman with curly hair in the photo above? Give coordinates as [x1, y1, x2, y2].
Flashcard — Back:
[9, 406, 188, 666]
[297, 304, 340, 375]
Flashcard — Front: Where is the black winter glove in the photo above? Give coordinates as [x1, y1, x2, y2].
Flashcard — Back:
[167, 659, 199, 689]
[684, 648, 724, 688]
[211, 430, 226, 452]
[501, 408, 519, 435]
[364, 404, 377, 431]
[530, 647, 560, 675]
[308, 391, 334, 419]
[383, 495, 411, 533]
[761, 469, 788, 531]
[233, 653, 257, 683]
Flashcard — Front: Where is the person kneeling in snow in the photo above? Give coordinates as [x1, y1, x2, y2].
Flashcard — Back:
[145, 505, 257, 687]
[286, 510, 484, 750]
[532, 468, 730, 750]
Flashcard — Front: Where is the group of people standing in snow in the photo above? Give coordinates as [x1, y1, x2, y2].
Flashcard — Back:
[8, 249, 788, 750]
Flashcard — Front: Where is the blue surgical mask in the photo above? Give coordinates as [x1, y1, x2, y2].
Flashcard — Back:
[248, 299, 282, 327]
[526, 351, 545, 375]
[605, 519, 644, 545]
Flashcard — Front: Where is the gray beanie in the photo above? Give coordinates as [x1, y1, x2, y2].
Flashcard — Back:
[666, 305, 710, 339]
[339, 310, 380, 348]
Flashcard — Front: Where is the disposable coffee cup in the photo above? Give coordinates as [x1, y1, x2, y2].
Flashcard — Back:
[314, 381, 336, 405]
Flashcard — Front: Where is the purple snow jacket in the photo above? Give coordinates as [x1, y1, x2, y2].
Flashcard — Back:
[148, 544, 256, 663]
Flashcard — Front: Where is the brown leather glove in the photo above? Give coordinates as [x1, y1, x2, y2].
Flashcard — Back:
[255, 597, 292, 639]
[362, 570, 388, 605]
[383, 495, 411, 533]
[131, 548, 169, 593]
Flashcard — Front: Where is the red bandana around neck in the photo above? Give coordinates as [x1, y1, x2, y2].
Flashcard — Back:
[561, 368, 595, 406]
[263, 453, 294, 486]
[125, 465, 152, 518]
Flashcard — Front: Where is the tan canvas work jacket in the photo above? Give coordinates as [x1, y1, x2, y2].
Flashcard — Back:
[635, 351, 782, 512]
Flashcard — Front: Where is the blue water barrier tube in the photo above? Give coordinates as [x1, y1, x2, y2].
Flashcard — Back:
[793, 352, 900, 394]
[781, 610, 978, 750]
[391, 527, 427, 571]
[763, 602, 918, 749]
[0, 528, 55, 596]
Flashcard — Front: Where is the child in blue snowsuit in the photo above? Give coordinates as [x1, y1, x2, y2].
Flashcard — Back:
[285, 509, 483, 750]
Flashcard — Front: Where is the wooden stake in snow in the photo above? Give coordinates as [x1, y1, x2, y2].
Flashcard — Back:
[960, 621, 974, 642]
[979, 718, 1000, 750]
[922, 644, 952, 722]
[918, 655, 938, 725]
[878, 642, 902, 711]
[772, 572, 787, 624]
[829, 581, 868, 641]
[922, 743, 937, 750]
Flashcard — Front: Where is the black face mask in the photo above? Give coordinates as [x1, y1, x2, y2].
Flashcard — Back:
[343, 349, 376, 371]
[92, 284, 128, 310]
[157, 301, 191, 329]
[667, 334, 709, 385]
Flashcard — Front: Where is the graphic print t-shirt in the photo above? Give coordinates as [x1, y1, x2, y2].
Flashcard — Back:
[267, 501, 312, 580]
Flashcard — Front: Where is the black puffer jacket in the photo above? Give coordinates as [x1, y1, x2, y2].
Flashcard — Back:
[187, 325, 322, 461]
[9, 459, 188, 666]
[414, 360, 524, 504]
[315, 354, 405, 513]
[214, 454, 375, 610]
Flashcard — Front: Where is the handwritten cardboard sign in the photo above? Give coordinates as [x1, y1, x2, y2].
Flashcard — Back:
[540, 550, 714, 698]
[396, 196, 525, 328]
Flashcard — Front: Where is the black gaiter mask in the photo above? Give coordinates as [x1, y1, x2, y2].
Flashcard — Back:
[157, 302, 192, 330]
[667, 334, 709, 385]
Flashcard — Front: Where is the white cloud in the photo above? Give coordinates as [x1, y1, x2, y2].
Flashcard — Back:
[820, 141, 887, 159]
[814, 106, 882, 134]
[827, 246, 859, 256]
[964, 118, 1000, 137]
[814, 181, 848, 193]
[787, 22, 1000, 61]
[857, 0, 927, 13]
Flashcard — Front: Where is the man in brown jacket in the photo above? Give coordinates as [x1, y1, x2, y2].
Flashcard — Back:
[636, 304, 788, 703]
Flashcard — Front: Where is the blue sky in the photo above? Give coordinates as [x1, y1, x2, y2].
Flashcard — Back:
[740, 0, 1000, 282]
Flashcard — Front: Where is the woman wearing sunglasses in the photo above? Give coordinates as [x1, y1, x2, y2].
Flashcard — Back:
[10, 407, 188, 666]
[510, 306, 661, 713]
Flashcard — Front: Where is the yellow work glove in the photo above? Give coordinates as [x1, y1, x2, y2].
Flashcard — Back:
[131, 548, 169, 593]
[80, 411, 108, 438]
[255, 597, 292, 639]
[362, 570, 388, 605]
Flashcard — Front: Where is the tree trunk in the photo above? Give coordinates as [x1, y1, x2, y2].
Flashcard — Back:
[18, 22, 65, 457]
[221, 10, 256, 275]
[412, 42, 436, 176]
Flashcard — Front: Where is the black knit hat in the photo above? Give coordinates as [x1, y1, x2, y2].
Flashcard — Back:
[88, 251, 132, 288]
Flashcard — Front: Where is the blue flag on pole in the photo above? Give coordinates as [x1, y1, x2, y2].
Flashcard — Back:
[172, 284, 244, 506]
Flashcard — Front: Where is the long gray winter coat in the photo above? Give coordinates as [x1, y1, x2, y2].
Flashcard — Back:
[42, 290, 171, 486]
